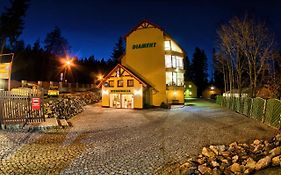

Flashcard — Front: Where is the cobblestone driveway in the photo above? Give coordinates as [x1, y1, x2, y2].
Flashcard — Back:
[0, 99, 277, 174]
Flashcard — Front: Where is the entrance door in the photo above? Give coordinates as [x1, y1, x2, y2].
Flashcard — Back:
[121, 94, 134, 109]
[110, 94, 121, 108]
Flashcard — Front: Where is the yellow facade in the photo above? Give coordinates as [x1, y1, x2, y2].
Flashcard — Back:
[100, 64, 145, 109]
[100, 20, 186, 108]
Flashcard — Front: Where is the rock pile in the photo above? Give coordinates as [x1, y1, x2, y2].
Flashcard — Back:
[178, 134, 281, 175]
[44, 92, 100, 119]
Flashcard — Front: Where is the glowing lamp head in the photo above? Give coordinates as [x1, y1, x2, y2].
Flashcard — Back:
[66, 60, 71, 66]
[98, 74, 103, 80]
[210, 86, 215, 90]
[102, 90, 108, 95]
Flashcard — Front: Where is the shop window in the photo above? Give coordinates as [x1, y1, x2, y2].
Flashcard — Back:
[127, 79, 134, 87]
[109, 80, 114, 87]
[117, 80, 123, 87]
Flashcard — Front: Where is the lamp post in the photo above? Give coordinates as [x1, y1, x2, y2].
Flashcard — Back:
[62, 58, 73, 83]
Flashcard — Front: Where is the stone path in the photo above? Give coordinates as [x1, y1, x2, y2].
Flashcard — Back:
[0, 99, 277, 174]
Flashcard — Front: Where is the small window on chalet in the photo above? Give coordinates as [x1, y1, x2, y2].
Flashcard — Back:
[109, 80, 114, 87]
[117, 80, 123, 87]
[127, 79, 134, 87]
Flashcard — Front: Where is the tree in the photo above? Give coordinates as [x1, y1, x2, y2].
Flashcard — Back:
[217, 15, 276, 97]
[0, 0, 29, 55]
[111, 37, 125, 64]
[212, 49, 225, 91]
[184, 55, 191, 81]
[190, 47, 208, 97]
[44, 26, 70, 57]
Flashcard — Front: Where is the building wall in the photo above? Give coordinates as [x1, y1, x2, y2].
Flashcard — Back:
[184, 81, 197, 98]
[166, 86, 185, 104]
[202, 87, 222, 99]
[101, 76, 144, 109]
[122, 28, 167, 106]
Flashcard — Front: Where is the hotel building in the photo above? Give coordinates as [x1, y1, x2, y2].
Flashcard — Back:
[98, 20, 186, 109]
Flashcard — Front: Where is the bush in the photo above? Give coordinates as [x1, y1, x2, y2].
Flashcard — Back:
[160, 102, 170, 109]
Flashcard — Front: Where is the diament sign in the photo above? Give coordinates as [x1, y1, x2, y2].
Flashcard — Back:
[132, 42, 156, 49]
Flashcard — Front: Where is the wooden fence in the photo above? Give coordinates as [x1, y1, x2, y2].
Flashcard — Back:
[0, 90, 45, 126]
[216, 95, 281, 129]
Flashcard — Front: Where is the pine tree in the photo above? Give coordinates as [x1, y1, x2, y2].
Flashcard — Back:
[0, 0, 29, 55]
[190, 47, 208, 97]
[111, 37, 125, 64]
[44, 26, 70, 56]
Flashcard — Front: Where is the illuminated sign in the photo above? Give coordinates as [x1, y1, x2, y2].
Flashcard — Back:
[0, 63, 11, 79]
[111, 90, 131, 93]
[132, 42, 156, 49]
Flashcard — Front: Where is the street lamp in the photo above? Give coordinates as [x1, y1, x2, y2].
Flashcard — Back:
[61, 57, 74, 82]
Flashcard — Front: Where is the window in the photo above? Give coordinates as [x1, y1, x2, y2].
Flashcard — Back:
[166, 72, 173, 86]
[176, 73, 184, 86]
[176, 56, 183, 69]
[109, 80, 114, 87]
[165, 55, 172, 68]
[127, 79, 134, 87]
[117, 80, 123, 87]
[172, 56, 177, 68]
[165, 55, 183, 69]
[164, 40, 171, 50]
[166, 72, 184, 86]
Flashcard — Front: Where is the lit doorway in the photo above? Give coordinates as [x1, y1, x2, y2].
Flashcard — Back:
[121, 94, 134, 109]
[110, 94, 134, 109]
[110, 94, 121, 108]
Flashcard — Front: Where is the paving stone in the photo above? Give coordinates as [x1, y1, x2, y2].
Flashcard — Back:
[0, 100, 277, 174]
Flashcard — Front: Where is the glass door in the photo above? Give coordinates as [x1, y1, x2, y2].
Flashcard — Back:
[110, 94, 121, 108]
[121, 94, 134, 109]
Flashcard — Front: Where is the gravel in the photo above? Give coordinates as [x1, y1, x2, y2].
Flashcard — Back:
[0, 99, 277, 174]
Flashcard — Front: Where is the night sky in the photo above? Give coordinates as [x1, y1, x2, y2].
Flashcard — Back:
[1, 0, 281, 76]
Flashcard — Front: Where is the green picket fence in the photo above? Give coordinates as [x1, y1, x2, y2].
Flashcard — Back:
[264, 99, 281, 128]
[216, 95, 281, 129]
[250, 97, 266, 121]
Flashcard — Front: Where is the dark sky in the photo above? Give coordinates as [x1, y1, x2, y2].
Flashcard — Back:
[1, 0, 281, 76]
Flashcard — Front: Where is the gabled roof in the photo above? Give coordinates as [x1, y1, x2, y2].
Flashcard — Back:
[124, 19, 186, 56]
[97, 64, 149, 88]
[124, 19, 164, 38]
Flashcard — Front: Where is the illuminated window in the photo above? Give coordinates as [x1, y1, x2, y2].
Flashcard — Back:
[176, 56, 183, 69]
[166, 72, 173, 86]
[109, 80, 114, 87]
[164, 40, 171, 50]
[127, 79, 134, 87]
[172, 56, 177, 68]
[176, 73, 184, 86]
[165, 55, 172, 68]
[117, 80, 123, 87]
[166, 72, 184, 86]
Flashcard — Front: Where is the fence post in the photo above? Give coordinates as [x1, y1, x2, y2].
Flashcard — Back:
[262, 99, 267, 123]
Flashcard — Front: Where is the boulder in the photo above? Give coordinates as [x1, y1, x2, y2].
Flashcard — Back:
[245, 157, 256, 169]
[269, 146, 281, 158]
[202, 147, 215, 158]
[198, 165, 212, 174]
[230, 163, 241, 173]
[255, 156, 271, 170]
[271, 155, 281, 166]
